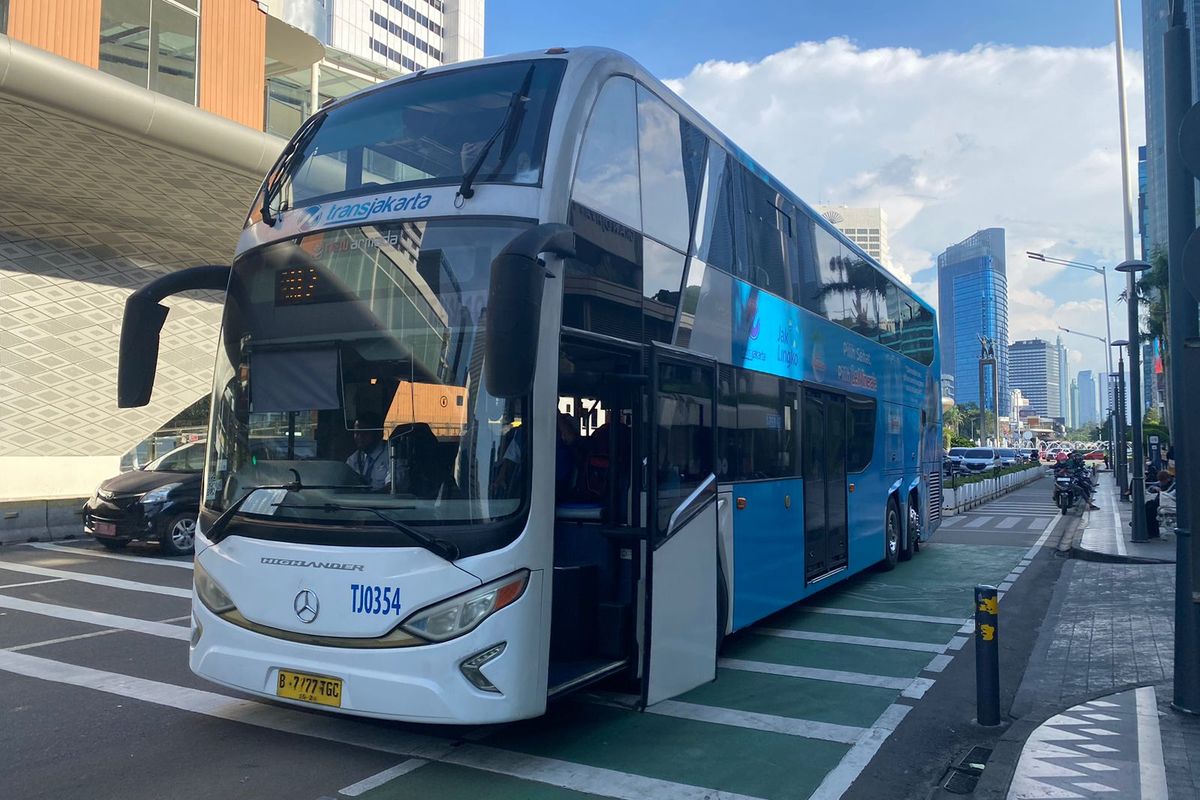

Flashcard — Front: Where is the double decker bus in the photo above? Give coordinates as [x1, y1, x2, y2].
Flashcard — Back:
[118, 47, 942, 724]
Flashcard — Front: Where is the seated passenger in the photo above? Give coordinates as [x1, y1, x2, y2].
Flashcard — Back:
[390, 422, 447, 498]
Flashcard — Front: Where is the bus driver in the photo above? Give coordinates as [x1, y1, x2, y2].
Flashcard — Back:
[346, 413, 389, 490]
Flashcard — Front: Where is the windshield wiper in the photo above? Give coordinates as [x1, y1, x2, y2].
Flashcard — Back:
[456, 64, 536, 203]
[261, 111, 328, 226]
[206, 470, 370, 544]
[281, 503, 460, 563]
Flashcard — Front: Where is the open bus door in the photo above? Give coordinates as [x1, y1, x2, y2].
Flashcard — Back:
[640, 344, 719, 706]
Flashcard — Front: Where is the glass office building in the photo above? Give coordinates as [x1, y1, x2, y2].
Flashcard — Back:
[937, 228, 1009, 417]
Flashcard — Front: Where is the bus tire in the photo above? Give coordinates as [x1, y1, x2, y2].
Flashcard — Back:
[881, 499, 901, 571]
[899, 497, 919, 561]
[716, 558, 729, 652]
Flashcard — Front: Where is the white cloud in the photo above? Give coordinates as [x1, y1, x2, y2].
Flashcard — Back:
[666, 38, 1142, 379]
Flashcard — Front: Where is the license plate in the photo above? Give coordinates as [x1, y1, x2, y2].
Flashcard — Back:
[94, 521, 117, 537]
[276, 669, 342, 708]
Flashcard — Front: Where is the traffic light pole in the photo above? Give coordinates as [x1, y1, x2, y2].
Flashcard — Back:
[1163, 8, 1200, 714]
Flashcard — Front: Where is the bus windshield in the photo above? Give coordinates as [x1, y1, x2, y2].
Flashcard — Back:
[268, 59, 566, 212]
[204, 218, 532, 544]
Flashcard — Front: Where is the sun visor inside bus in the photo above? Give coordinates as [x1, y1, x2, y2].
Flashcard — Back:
[250, 348, 340, 412]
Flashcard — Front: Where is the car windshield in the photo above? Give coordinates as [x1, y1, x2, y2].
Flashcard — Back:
[262, 59, 566, 215]
[948, 448, 966, 456]
[204, 218, 532, 540]
[145, 443, 206, 472]
[966, 449, 994, 458]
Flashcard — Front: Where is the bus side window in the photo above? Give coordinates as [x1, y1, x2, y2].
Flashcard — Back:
[571, 77, 640, 230]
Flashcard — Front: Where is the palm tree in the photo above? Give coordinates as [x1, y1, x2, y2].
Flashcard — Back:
[943, 405, 963, 436]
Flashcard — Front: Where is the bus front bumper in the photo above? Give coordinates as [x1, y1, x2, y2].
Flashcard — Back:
[188, 576, 546, 725]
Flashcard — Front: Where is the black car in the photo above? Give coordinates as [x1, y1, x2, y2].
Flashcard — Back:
[83, 441, 205, 555]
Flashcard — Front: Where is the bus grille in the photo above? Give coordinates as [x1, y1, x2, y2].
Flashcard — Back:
[929, 470, 943, 525]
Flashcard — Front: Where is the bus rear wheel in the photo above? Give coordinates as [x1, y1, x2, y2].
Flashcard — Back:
[881, 500, 901, 571]
[900, 500, 919, 562]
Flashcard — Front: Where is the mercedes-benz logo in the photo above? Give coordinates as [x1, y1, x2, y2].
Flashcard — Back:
[293, 589, 319, 623]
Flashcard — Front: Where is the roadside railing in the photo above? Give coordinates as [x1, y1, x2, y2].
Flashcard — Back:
[942, 461, 1044, 515]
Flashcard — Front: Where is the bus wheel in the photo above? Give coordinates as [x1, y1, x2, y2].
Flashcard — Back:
[900, 500, 919, 561]
[881, 500, 901, 571]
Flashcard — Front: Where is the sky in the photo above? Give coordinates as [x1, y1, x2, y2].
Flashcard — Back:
[487, 0, 1150, 393]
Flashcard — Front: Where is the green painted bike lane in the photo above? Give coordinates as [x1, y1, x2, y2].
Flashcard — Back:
[352, 540, 1036, 800]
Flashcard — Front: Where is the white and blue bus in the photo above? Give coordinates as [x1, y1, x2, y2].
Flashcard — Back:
[118, 47, 942, 724]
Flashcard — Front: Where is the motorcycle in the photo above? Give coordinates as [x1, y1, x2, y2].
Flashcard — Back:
[1053, 457, 1095, 515]
[1053, 473, 1078, 514]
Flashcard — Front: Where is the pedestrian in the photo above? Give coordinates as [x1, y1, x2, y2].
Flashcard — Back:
[1145, 469, 1175, 539]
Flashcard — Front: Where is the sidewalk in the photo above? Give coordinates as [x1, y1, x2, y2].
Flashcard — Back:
[1003, 479, 1200, 799]
[1076, 472, 1175, 562]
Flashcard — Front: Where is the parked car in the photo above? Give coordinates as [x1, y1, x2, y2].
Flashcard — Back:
[947, 447, 969, 468]
[961, 448, 1002, 472]
[82, 441, 205, 556]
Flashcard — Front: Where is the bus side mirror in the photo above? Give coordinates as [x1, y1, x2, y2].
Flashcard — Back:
[118, 264, 231, 408]
[484, 223, 575, 399]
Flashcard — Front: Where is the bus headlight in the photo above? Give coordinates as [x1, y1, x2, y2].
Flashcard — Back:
[194, 560, 236, 614]
[401, 570, 528, 643]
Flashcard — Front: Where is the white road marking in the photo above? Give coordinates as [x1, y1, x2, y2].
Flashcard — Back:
[0, 578, 67, 590]
[945, 636, 969, 651]
[7, 628, 126, 651]
[1135, 686, 1168, 800]
[757, 628, 948, 653]
[339, 759, 430, 796]
[28, 542, 194, 569]
[998, 581, 1014, 592]
[801, 606, 966, 626]
[0, 651, 767, 800]
[646, 700, 865, 744]
[923, 654, 953, 673]
[0, 595, 191, 641]
[719, 657, 915, 691]
[997, 517, 1021, 529]
[0, 559, 190, 598]
[964, 516, 992, 528]
[809, 704, 911, 800]
[900, 677, 935, 699]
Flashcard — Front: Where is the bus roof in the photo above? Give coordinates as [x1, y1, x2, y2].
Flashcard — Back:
[318, 47, 934, 317]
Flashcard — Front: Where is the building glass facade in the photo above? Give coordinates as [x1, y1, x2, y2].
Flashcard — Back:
[1078, 370, 1098, 425]
[1010, 338, 1060, 419]
[937, 228, 1009, 416]
[1142, 0, 1170, 254]
[98, 0, 200, 105]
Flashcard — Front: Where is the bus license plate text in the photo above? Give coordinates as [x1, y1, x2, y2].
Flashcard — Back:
[276, 669, 342, 707]
[351, 584, 402, 615]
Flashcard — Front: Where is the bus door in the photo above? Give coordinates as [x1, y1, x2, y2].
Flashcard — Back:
[641, 344, 719, 706]
[802, 388, 849, 582]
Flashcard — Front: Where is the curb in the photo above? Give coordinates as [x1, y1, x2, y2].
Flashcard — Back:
[1068, 545, 1175, 565]
[0, 498, 87, 547]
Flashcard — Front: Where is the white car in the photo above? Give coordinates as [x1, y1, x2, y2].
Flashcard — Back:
[961, 448, 1001, 472]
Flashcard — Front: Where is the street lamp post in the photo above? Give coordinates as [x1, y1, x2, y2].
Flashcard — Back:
[1057, 324, 1118, 484]
[1116, 260, 1153, 542]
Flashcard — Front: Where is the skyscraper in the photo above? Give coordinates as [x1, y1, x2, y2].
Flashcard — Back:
[937, 228, 1010, 415]
[1070, 378, 1080, 428]
[1010, 339, 1060, 419]
[817, 206, 892, 268]
[1079, 370, 1099, 425]
[1142, 0, 1171, 254]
